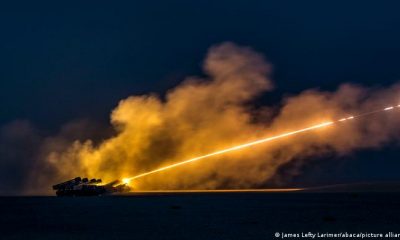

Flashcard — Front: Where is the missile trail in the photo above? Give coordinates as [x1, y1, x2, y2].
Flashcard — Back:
[124, 121, 333, 182]
[122, 104, 399, 183]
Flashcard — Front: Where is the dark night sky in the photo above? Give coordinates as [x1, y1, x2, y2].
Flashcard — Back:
[1, 1, 400, 189]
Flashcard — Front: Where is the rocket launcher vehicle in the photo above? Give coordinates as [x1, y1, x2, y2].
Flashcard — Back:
[52, 177, 131, 196]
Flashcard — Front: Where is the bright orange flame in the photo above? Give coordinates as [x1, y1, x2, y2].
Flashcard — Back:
[122, 178, 130, 185]
[123, 121, 334, 183]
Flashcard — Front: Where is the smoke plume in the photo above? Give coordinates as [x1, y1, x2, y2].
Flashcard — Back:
[4, 42, 400, 194]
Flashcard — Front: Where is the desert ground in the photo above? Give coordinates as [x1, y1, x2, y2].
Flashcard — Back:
[1, 188, 400, 240]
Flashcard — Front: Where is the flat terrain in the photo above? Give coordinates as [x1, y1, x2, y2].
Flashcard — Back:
[1, 192, 400, 239]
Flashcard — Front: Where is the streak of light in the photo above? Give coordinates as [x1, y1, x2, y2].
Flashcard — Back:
[122, 104, 400, 183]
[123, 121, 333, 183]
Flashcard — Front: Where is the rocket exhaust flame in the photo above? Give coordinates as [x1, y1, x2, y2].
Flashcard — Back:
[122, 104, 399, 184]
[123, 122, 334, 183]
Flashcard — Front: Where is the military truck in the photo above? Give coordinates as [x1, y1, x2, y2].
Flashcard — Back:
[52, 177, 131, 196]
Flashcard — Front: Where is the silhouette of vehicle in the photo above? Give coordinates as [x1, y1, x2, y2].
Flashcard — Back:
[52, 177, 131, 196]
